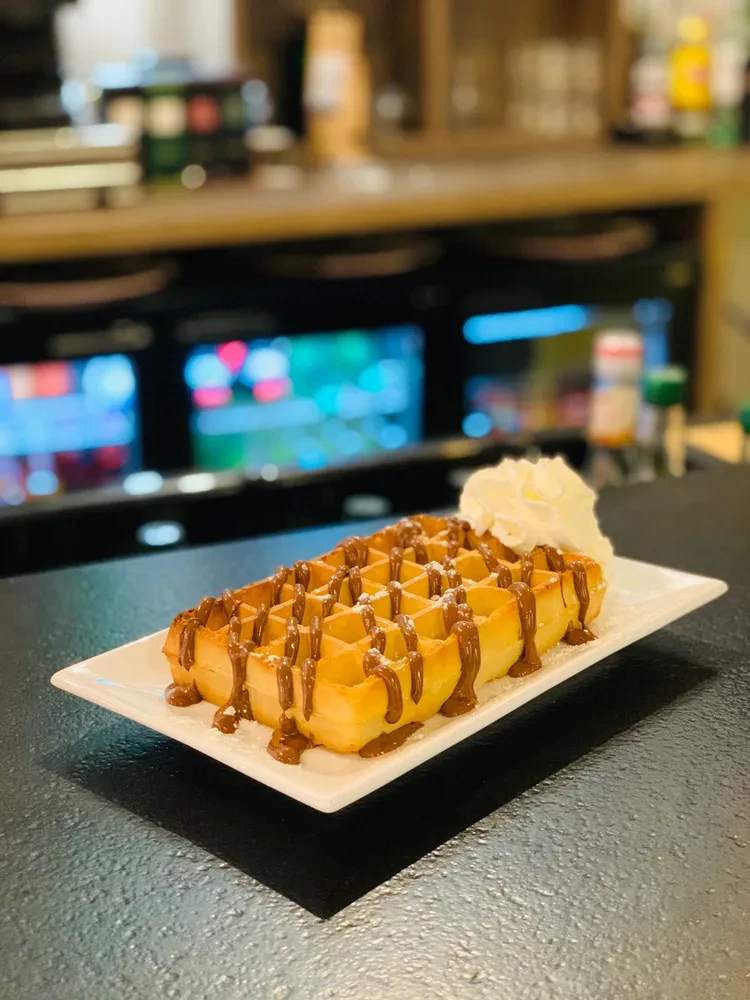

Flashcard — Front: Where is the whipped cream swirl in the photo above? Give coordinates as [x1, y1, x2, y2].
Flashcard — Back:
[459, 456, 614, 571]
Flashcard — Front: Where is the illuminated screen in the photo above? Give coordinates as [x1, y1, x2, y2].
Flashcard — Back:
[463, 300, 671, 439]
[186, 327, 424, 472]
[0, 355, 141, 506]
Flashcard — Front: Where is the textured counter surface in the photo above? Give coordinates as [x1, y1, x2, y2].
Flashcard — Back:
[1, 468, 748, 999]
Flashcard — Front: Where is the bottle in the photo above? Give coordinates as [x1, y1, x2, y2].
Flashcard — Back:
[740, 401, 750, 461]
[585, 331, 644, 489]
[628, 11, 673, 143]
[709, 8, 747, 147]
[670, 15, 712, 142]
[638, 366, 688, 479]
[304, 6, 370, 165]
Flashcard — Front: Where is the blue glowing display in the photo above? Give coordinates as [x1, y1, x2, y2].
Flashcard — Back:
[462, 412, 493, 438]
[0, 356, 141, 507]
[378, 424, 408, 450]
[463, 305, 592, 345]
[241, 346, 289, 384]
[184, 353, 232, 391]
[81, 354, 137, 408]
[186, 326, 424, 472]
[26, 469, 60, 496]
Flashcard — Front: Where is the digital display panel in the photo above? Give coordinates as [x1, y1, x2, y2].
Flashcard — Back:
[463, 301, 671, 438]
[186, 326, 424, 472]
[0, 355, 141, 506]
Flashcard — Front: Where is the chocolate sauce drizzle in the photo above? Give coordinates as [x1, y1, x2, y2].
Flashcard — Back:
[394, 517, 430, 564]
[445, 515, 471, 559]
[394, 517, 421, 549]
[267, 655, 313, 765]
[520, 552, 535, 587]
[426, 561, 443, 599]
[565, 561, 596, 645]
[478, 542, 499, 574]
[300, 614, 323, 721]
[213, 615, 254, 733]
[195, 596, 216, 623]
[252, 603, 270, 646]
[442, 556, 462, 590]
[389, 546, 404, 582]
[342, 536, 368, 568]
[543, 545, 568, 606]
[445, 516, 461, 558]
[395, 612, 419, 652]
[166, 682, 202, 707]
[348, 564, 362, 603]
[309, 614, 323, 661]
[357, 595, 377, 633]
[413, 537, 429, 565]
[178, 619, 202, 669]
[268, 714, 312, 765]
[178, 596, 215, 668]
[221, 589, 240, 620]
[328, 565, 348, 603]
[271, 566, 291, 606]
[406, 651, 424, 705]
[388, 580, 402, 618]
[494, 564, 513, 589]
[395, 613, 423, 704]
[294, 560, 311, 591]
[442, 589, 473, 634]
[291, 583, 306, 623]
[275, 654, 293, 708]
[362, 648, 403, 724]
[508, 581, 542, 677]
[285, 616, 300, 664]
[359, 722, 423, 758]
[440, 618, 481, 717]
[542, 544, 565, 575]
[370, 626, 387, 654]
[321, 566, 348, 618]
[301, 659, 316, 721]
[458, 517, 472, 545]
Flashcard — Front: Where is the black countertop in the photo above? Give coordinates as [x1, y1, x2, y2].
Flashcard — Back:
[2, 468, 748, 1000]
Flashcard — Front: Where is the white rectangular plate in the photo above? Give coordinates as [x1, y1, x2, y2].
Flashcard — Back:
[51, 556, 726, 813]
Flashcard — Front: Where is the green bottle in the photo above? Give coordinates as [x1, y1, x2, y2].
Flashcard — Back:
[740, 401, 750, 463]
[709, 7, 746, 147]
[638, 366, 688, 478]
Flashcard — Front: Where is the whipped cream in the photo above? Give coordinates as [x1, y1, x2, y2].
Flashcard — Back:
[459, 456, 614, 571]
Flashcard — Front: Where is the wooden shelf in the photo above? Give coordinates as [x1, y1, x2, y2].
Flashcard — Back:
[1, 146, 750, 265]
[235, 0, 625, 152]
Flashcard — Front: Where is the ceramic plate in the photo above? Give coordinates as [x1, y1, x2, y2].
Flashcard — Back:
[51, 556, 727, 812]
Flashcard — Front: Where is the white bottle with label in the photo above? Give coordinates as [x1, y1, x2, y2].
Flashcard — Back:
[304, 8, 370, 165]
[629, 10, 672, 141]
[585, 330, 644, 488]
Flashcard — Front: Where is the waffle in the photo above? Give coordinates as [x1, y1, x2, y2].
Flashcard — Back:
[163, 515, 606, 762]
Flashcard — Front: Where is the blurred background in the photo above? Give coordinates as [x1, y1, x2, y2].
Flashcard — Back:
[1, 0, 749, 575]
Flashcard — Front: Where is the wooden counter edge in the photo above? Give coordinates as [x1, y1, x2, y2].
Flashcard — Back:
[2, 146, 750, 266]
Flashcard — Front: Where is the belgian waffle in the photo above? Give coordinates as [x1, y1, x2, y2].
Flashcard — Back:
[162, 515, 606, 762]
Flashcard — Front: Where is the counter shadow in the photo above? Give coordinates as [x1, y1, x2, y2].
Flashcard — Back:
[47, 639, 714, 919]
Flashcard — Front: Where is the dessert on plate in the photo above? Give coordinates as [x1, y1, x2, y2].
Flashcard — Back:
[162, 457, 612, 763]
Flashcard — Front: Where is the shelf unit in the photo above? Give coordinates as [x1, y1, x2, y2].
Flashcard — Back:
[233, 0, 628, 157]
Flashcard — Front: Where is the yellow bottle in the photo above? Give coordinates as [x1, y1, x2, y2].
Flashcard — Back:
[670, 15, 711, 140]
